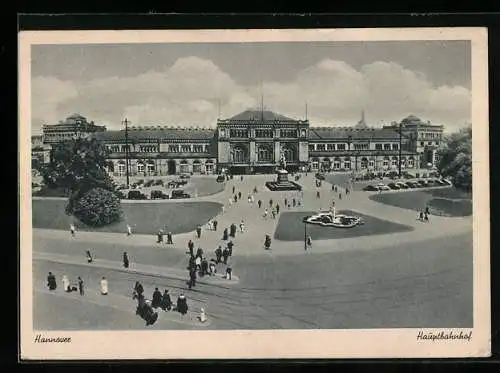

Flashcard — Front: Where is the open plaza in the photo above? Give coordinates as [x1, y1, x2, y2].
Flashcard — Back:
[32, 169, 473, 330]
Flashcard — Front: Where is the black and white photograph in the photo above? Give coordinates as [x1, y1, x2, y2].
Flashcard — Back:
[19, 27, 490, 359]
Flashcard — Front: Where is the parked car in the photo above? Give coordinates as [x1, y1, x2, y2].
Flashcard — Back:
[150, 190, 168, 199]
[216, 175, 225, 183]
[136, 179, 145, 185]
[363, 185, 379, 191]
[402, 171, 415, 179]
[127, 190, 147, 200]
[154, 179, 164, 186]
[170, 190, 191, 199]
[417, 179, 428, 186]
[144, 180, 155, 187]
[396, 182, 409, 189]
[387, 182, 401, 190]
[179, 174, 191, 180]
[377, 183, 391, 191]
[406, 181, 418, 188]
[315, 172, 326, 180]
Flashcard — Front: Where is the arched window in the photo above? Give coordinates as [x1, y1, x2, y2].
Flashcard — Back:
[257, 144, 273, 162]
[193, 159, 201, 173]
[205, 159, 214, 173]
[407, 156, 414, 168]
[179, 160, 189, 174]
[137, 162, 145, 175]
[360, 157, 368, 169]
[231, 145, 247, 163]
[146, 161, 155, 175]
[284, 147, 295, 162]
[383, 157, 389, 169]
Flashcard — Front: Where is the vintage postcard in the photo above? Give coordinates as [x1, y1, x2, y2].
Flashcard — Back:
[19, 27, 490, 359]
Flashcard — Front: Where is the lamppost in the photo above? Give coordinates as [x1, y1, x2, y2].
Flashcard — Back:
[303, 219, 308, 251]
[123, 118, 130, 188]
[347, 135, 357, 172]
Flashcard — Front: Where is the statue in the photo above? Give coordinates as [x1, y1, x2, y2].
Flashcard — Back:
[279, 145, 287, 170]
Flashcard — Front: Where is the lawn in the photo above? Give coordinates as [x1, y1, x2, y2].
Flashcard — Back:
[32, 198, 222, 235]
[274, 210, 414, 241]
[369, 188, 472, 217]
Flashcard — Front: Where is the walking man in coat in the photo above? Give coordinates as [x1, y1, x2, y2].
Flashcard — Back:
[177, 293, 188, 315]
[70, 223, 76, 237]
[78, 276, 84, 296]
[215, 245, 223, 263]
[212, 219, 218, 231]
[161, 289, 172, 311]
[47, 272, 57, 291]
[222, 247, 230, 264]
[227, 240, 234, 256]
[167, 232, 173, 244]
[188, 239, 194, 256]
[258, 199, 262, 208]
[196, 225, 202, 239]
[152, 287, 162, 309]
[123, 252, 130, 268]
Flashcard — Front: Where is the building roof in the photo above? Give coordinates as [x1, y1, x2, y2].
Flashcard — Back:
[223, 109, 301, 122]
[91, 127, 216, 142]
[308, 127, 401, 141]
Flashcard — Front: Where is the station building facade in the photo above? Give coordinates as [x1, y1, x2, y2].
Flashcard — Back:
[42, 109, 444, 177]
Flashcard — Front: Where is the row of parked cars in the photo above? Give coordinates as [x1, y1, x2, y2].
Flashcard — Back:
[121, 189, 191, 200]
[363, 178, 452, 192]
[116, 174, 191, 191]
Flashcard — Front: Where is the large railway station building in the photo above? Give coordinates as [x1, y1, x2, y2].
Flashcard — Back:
[38, 110, 444, 177]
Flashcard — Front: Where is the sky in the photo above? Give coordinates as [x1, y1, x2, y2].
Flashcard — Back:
[31, 41, 471, 134]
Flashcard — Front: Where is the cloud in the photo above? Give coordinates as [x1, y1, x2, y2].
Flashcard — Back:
[31, 57, 471, 134]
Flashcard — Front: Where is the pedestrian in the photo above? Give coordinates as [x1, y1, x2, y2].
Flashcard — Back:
[253, 186, 258, 194]
[230, 223, 237, 238]
[196, 247, 204, 259]
[292, 198, 296, 207]
[232, 185, 235, 194]
[176, 293, 188, 315]
[70, 223, 76, 237]
[316, 191, 320, 199]
[226, 263, 233, 280]
[264, 208, 268, 219]
[195, 256, 202, 272]
[240, 175, 243, 181]
[284, 198, 288, 207]
[151, 287, 162, 309]
[188, 239, 194, 256]
[221, 205, 225, 214]
[258, 200, 262, 208]
[213, 219, 218, 231]
[201, 257, 209, 276]
[248, 195, 252, 203]
[425, 206, 430, 215]
[196, 225, 202, 239]
[199, 308, 207, 323]
[188, 268, 197, 289]
[167, 232, 173, 244]
[100, 277, 108, 295]
[424, 212, 429, 222]
[234, 195, 238, 203]
[264, 235, 271, 250]
[271, 209, 276, 219]
[133, 281, 144, 300]
[418, 211, 424, 221]
[346, 188, 350, 195]
[123, 252, 129, 268]
[161, 289, 172, 311]
[157, 229, 164, 243]
[227, 240, 234, 256]
[209, 259, 217, 275]
[126, 224, 132, 236]
[86, 250, 93, 263]
[269, 199, 273, 207]
[239, 220, 245, 233]
[332, 184, 335, 191]
[306, 235, 312, 251]
[47, 272, 57, 291]
[62, 275, 70, 292]
[78, 276, 84, 296]
[238, 191, 242, 200]
[229, 197, 233, 206]
[222, 228, 229, 241]
[334, 186, 337, 192]
[222, 247, 230, 264]
[276, 204, 280, 214]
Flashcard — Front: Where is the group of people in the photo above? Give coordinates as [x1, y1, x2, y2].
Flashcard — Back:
[46, 272, 108, 296]
[418, 206, 431, 222]
[156, 229, 174, 244]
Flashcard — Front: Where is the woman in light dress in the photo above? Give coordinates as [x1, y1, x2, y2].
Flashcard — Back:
[100, 277, 108, 295]
[62, 275, 70, 292]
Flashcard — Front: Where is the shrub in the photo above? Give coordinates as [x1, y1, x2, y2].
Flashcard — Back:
[151, 190, 167, 199]
[73, 187, 122, 227]
[128, 190, 147, 200]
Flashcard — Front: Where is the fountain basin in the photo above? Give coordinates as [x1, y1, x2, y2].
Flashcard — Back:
[303, 211, 363, 228]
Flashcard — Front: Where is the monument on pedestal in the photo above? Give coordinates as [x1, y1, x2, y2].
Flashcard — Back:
[265, 146, 302, 191]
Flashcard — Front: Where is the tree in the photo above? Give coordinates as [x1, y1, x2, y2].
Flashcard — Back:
[73, 187, 122, 227]
[437, 126, 472, 192]
[41, 137, 119, 215]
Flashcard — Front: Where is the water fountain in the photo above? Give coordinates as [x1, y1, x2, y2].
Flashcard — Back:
[303, 207, 363, 228]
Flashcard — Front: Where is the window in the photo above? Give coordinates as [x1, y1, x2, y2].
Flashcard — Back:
[311, 159, 319, 170]
[420, 142, 425, 147]
[360, 159, 368, 169]
[408, 158, 414, 167]
[147, 163, 155, 175]
[392, 144, 399, 151]
[109, 145, 120, 152]
[354, 143, 369, 150]
[383, 158, 389, 168]
[181, 145, 191, 152]
[316, 144, 326, 151]
[137, 163, 145, 174]
[308, 144, 315, 152]
[428, 142, 432, 146]
[121, 145, 131, 152]
[343, 159, 351, 169]
[369, 160, 375, 168]
[333, 158, 341, 170]
[193, 145, 204, 153]
[139, 145, 158, 153]
[337, 144, 346, 151]
[384, 144, 391, 151]
[232, 146, 246, 163]
[256, 129, 274, 138]
[193, 161, 201, 173]
[118, 163, 126, 176]
[280, 129, 296, 138]
[375, 144, 382, 150]
[327, 144, 335, 151]
[205, 160, 214, 173]
[258, 146, 273, 162]
[435, 141, 439, 145]
[391, 157, 398, 167]
[230, 129, 249, 138]
[168, 145, 179, 153]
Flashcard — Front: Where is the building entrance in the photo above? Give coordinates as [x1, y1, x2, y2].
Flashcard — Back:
[167, 160, 176, 175]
